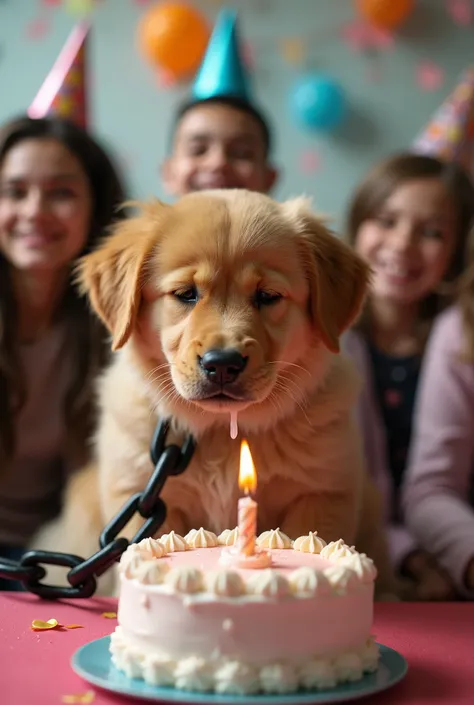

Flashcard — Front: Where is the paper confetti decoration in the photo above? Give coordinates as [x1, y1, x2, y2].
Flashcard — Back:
[25, 17, 51, 41]
[298, 149, 321, 175]
[279, 37, 305, 65]
[242, 40, 255, 70]
[446, 0, 472, 26]
[31, 618, 60, 631]
[65, 0, 95, 15]
[62, 692, 95, 704]
[156, 68, 178, 89]
[340, 19, 394, 53]
[65, 624, 84, 629]
[101, 611, 117, 619]
[416, 60, 445, 92]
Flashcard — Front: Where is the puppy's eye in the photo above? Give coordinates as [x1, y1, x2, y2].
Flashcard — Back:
[173, 286, 198, 304]
[253, 289, 282, 309]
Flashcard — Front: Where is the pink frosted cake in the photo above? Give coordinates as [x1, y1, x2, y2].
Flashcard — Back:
[110, 528, 379, 695]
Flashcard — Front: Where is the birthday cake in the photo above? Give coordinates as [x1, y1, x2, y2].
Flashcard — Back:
[110, 528, 379, 695]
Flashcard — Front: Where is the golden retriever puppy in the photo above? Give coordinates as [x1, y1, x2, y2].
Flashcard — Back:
[33, 190, 395, 596]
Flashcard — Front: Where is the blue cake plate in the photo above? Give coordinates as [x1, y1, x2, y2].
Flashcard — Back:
[72, 636, 407, 704]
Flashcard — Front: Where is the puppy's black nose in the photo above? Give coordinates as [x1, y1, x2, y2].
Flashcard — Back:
[199, 349, 248, 385]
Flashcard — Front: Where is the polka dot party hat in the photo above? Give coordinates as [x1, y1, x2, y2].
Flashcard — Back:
[28, 21, 89, 129]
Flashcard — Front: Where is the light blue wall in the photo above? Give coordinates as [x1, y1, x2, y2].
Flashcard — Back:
[0, 0, 473, 230]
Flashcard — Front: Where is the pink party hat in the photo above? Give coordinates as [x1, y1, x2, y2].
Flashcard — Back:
[413, 66, 474, 174]
[28, 22, 89, 128]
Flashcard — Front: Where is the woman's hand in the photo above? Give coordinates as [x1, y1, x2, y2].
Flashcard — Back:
[402, 549, 456, 601]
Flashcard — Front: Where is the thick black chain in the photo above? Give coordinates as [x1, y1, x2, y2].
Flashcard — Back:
[0, 418, 195, 599]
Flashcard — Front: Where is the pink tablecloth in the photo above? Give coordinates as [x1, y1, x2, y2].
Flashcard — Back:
[0, 593, 473, 704]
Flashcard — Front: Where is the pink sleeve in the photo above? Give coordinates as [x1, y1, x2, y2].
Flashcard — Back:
[403, 307, 474, 598]
[388, 524, 417, 570]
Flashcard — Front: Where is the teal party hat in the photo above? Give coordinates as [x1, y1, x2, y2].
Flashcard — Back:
[192, 8, 251, 102]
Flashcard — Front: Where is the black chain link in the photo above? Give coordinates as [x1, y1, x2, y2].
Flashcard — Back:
[0, 418, 195, 599]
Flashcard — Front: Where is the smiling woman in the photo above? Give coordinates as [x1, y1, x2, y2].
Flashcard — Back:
[0, 115, 127, 590]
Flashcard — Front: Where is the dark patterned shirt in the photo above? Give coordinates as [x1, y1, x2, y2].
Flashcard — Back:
[369, 345, 421, 516]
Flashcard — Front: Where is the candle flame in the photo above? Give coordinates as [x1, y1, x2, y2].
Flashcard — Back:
[239, 440, 257, 495]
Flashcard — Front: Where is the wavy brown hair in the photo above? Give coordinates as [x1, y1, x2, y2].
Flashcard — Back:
[0, 115, 127, 470]
[346, 152, 474, 345]
[456, 231, 474, 362]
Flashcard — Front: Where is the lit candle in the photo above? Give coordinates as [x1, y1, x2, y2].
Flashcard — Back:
[237, 440, 257, 557]
[219, 440, 271, 569]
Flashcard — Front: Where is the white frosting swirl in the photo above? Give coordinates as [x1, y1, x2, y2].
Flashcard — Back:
[136, 538, 167, 558]
[323, 565, 359, 594]
[160, 531, 189, 553]
[247, 569, 289, 598]
[120, 551, 145, 578]
[260, 663, 298, 694]
[293, 531, 327, 554]
[335, 652, 363, 682]
[257, 528, 292, 549]
[320, 539, 356, 561]
[174, 656, 213, 692]
[339, 553, 377, 583]
[116, 646, 144, 679]
[214, 661, 260, 695]
[299, 658, 337, 689]
[135, 559, 170, 585]
[289, 567, 331, 596]
[165, 567, 203, 593]
[204, 569, 245, 597]
[361, 636, 380, 672]
[218, 528, 239, 546]
[143, 655, 175, 686]
[185, 528, 218, 548]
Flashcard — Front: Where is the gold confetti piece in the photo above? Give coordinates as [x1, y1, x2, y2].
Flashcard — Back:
[278, 37, 306, 65]
[31, 618, 60, 631]
[61, 691, 95, 704]
[65, 624, 84, 629]
[101, 611, 117, 619]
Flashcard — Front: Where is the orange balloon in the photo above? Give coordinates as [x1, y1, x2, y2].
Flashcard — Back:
[356, 0, 414, 30]
[138, 2, 210, 79]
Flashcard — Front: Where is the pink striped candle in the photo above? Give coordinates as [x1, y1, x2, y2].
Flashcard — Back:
[237, 440, 257, 557]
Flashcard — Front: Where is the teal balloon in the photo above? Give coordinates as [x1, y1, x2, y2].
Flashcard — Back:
[291, 74, 346, 131]
[192, 9, 251, 102]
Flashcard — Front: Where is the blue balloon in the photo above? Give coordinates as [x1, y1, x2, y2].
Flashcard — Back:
[290, 74, 346, 132]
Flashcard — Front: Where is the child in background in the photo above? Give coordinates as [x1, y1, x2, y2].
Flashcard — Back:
[403, 263, 474, 599]
[0, 115, 126, 590]
[343, 152, 474, 600]
[161, 9, 278, 198]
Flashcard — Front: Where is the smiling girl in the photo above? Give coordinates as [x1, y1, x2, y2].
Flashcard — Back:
[343, 152, 474, 600]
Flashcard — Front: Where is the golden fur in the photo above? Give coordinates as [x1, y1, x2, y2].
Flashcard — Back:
[32, 190, 395, 596]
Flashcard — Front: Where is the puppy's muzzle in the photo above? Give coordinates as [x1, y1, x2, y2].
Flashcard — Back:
[198, 349, 248, 386]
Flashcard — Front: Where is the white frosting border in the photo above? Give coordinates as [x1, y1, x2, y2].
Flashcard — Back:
[110, 626, 380, 694]
[119, 530, 377, 598]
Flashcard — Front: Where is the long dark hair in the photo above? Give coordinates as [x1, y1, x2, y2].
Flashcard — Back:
[346, 152, 474, 343]
[0, 115, 126, 468]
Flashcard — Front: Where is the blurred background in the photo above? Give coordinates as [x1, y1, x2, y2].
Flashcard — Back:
[0, 0, 472, 228]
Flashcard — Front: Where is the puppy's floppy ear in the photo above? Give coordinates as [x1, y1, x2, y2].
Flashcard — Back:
[76, 200, 169, 351]
[282, 196, 371, 353]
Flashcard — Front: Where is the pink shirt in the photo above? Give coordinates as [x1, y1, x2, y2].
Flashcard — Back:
[403, 305, 474, 598]
[342, 330, 418, 570]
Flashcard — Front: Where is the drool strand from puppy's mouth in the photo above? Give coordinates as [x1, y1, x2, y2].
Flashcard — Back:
[230, 411, 239, 440]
